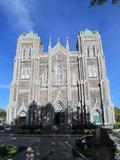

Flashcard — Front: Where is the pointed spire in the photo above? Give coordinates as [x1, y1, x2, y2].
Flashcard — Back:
[48, 37, 52, 50]
[66, 36, 69, 51]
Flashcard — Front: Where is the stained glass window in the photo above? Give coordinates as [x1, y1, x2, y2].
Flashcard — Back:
[57, 65, 62, 83]
[23, 49, 26, 59]
[29, 48, 31, 59]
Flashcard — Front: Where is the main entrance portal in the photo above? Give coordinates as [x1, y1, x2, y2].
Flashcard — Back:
[54, 112, 65, 125]
[54, 100, 66, 125]
[18, 111, 27, 125]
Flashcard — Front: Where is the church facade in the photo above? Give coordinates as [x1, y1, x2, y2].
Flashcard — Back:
[6, 29, 115, 126]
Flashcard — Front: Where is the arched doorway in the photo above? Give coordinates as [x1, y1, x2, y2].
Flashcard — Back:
[54, 112, 65, 125]
[54, 101, 65, 125]
[19, 111, 27, 125]
[93, 110, 101, 124]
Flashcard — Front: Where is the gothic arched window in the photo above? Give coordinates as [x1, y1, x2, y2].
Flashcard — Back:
[21, 68, 30, 79]
[29, 48, 31, 59]
[72, 73, 76, 85]
[87, 46, 90, 57]
[88, 65, 93, 77]
[42, 74, 47, 86]
[93, 45, 96, 57]
[93, 65, 98, 77]
[88, 65, 98, 78]
[56, 65, 62, 84]
[23, 49, 26, 60]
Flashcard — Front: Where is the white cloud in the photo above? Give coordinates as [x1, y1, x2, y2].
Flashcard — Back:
[0, 84, 10, 89]
[0, 0, 35, 31]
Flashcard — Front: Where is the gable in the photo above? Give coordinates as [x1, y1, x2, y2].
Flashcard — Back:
[50, 43, 68, 57]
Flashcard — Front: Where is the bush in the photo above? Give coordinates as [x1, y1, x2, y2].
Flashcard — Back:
[0, 146, 26, 159]
[72, 123, 97, 134]
[18, 125, 42, 134]
[115, 122, 120, 129]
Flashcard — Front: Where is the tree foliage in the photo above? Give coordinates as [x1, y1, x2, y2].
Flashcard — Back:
[0, 109, 6, 118]
[90, 0, 118, 6]
[114, 107, 120, 128]
[114, 107, 120, 120]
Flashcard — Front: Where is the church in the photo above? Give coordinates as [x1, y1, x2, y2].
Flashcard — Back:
[6, 29, 115, 126]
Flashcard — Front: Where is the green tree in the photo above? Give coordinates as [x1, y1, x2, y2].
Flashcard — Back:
[0, 109, 6, 125]
[114, 107, 120, 128]
[0, 109, 6, 118]
[90, 0, 118, 6]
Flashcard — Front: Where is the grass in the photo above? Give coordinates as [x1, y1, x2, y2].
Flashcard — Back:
[0, 146, 26, 160]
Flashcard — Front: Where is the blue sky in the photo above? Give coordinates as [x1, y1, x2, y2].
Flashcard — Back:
[0, 0, 120, 109]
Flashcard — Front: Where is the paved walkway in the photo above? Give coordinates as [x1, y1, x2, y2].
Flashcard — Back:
[0, 135, 78, 160]
[1, 134, 119, 160]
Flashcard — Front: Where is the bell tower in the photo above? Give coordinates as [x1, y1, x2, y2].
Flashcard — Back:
[77, 29, 115, 125]
[7, 32, 42, 124]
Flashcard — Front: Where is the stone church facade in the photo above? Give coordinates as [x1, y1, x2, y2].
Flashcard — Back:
[6, 29, 115, 126]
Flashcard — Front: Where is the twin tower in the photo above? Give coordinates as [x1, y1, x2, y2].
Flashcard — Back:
[6, 29, 115, 126]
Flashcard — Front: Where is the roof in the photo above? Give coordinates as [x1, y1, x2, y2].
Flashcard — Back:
[22, 31, 40, 39]
[24, 31, 35, 38]
[82, 29, 94, 36]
